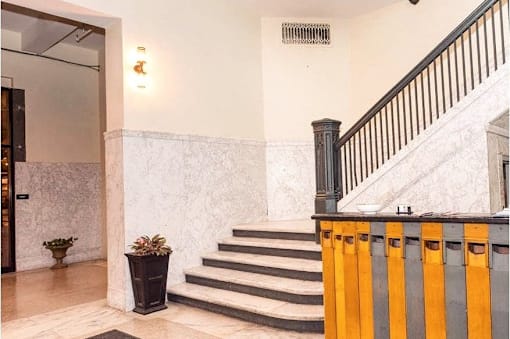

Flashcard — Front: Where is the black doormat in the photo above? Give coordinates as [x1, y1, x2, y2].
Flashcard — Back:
[86, 329, 141, 339]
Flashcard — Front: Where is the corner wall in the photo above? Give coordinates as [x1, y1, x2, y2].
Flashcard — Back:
[105, 130, 267, 310]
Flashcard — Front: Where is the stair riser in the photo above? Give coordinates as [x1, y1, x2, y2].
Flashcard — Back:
[167, 294, 324, 333]
[218, 244, 322, 261]
[203, 258, 322, 281]
[233, 230, 315, 241]
[185, 274, 323, 305]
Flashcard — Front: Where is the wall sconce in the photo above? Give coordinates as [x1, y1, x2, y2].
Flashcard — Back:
[133, 46, 147, 88]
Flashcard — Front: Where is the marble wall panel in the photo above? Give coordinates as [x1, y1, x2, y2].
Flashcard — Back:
[338, 66, 510, 214]
[104, 132, 128, 311]
[265, 142, 315, 220]
[14, 162, 104, 271]
[109, 131, 268, 310]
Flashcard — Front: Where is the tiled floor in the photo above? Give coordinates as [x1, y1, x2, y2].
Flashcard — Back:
[1, 260, 107, 322]
[1, 260, 323, 338]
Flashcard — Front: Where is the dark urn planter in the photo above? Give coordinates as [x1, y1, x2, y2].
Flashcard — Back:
[125, 253, 170, 315]
[49, 244, 73, 269]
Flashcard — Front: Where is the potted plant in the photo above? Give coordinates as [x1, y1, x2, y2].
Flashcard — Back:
[42, 237, 78, 269]
[125, 234, 172, 315]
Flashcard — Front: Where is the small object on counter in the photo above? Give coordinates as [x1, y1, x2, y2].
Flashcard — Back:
[357, 204, 382, 215]
[397, 204, 412, 215]
[493, 208, 510, 217]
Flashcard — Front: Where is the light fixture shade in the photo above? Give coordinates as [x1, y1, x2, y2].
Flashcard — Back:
[133, 46, 147, 88]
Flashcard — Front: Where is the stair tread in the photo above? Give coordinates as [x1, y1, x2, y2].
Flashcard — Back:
[185, 266, 323, 295]
[233, 220, 315, 234]
[168, 283, 324, 321]
[203, 251, 322, 273]
[220, 237, 321, 251]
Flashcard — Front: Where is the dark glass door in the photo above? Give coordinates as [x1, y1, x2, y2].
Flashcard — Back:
[2, 88, 15, 273]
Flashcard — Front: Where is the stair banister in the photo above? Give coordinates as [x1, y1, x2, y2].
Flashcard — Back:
[337, 0, 499, 147]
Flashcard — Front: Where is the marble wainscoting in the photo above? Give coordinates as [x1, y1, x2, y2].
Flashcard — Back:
[339, 65, 510, 214]
[266, 141, 315, 220]
[104, 133, 128, 311]
[104, 130, 268, 311]
[14, 162, 104, 271]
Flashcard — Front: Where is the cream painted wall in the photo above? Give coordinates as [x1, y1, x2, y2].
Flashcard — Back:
[1, 29, 101, 162]
[33, 0, 265, 140]
[346, 0, 481, 132]
[261, 0, 482, 141]
[261, 18, 350, 141]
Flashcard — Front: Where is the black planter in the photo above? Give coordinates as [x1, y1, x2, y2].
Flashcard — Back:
[125, 253, 170, 314]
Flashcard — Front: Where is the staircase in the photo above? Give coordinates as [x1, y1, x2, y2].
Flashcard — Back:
[312, 0, 508, 214]
[167, 220, 324, 333]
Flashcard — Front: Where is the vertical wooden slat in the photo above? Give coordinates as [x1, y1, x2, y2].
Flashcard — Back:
[387, 222, 407, 339]
[434, 59, 440, 119]
[415, 79, 420, 135]
[469, 26, 475, 90]
[363, 126, 368, 179]
[440, 52, 446, 113]
[461, 31, 468, 96]
[390, 101, 396, 155]
[359, 131, 363, 182]
[447, 47, 453, 108]
[421, 72, 426, 129]
[500, 0, 506, 63]
[369, 120, 374, 174]
[476, 20, 482, 84]
[422, 223, 447, 339]
[385, 106, 390, 161]
[427, 66, 432, 125]
[483, 12, 490, 77]
[348, 140, 353, 192]
[343, 144, 348, 196]
[491, 5, 498, 70]
[353, 134, 358, 187]
[465, 224, 492, 339]
[396, 94, 402, 150]
[407, 85, 414, 140]
[374, 114, 379, 170]
[454, 40, 460, 103]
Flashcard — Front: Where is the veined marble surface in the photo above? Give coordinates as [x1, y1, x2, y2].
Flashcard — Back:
[104, 135, 128, 311]
[14, 162, 104, 271]
[339, 65, 510, 214]
[2, 299, 322, 339]
[266, 142, 315, 220]
[105, 130, 268, 311]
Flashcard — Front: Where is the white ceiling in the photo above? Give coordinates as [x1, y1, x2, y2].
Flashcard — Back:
[1, 0, 403, 53]
[239, 0, 402, 18]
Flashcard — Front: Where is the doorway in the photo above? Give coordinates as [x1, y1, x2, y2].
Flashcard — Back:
[1, 87, 25, 273]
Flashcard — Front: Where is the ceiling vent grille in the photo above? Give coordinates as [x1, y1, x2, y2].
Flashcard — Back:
[282, 23, 330, 45]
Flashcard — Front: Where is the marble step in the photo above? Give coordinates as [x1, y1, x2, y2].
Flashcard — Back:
[218, 236, 322, 260]
[167, 283, 324, 333]
[232, 220, 315, 241]
[202, 251, 322, 281]
[184, 266, 323, 305]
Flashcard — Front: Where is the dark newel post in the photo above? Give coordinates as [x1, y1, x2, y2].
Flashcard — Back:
[312, 118, 341, 243]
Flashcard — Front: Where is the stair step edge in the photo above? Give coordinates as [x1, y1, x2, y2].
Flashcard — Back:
[184, 266, 323, 295]
[202, 252, 322, 273]
[167, 283, 324, 321]
[220, 237, 321, 251]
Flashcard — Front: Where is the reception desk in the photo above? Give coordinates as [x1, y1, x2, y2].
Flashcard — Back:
[312, 213, 509, 339]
